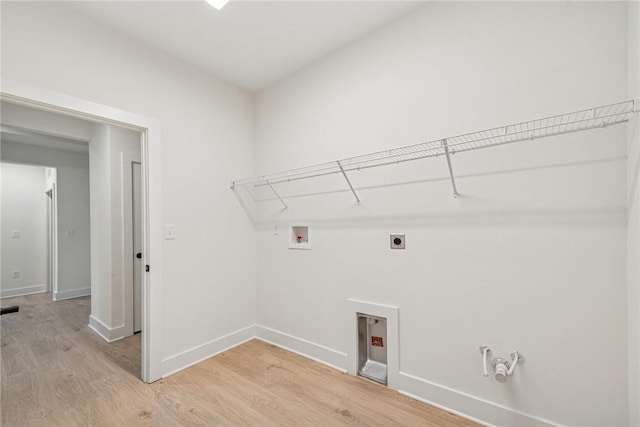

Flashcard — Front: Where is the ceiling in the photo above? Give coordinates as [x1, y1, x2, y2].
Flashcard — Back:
[1, 126, 89, 153]
[67, 1, 424, 91]
[0, 102, 93, 153]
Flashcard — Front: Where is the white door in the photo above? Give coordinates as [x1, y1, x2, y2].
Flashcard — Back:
[132, 162, 142, 333]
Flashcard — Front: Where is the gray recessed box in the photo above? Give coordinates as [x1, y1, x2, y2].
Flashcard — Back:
[390, 233, 405, 249]
[357, 313, 387, 385]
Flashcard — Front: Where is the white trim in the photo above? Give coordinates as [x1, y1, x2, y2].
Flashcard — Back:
[255, 319, 562, 427]
[45, 180, 58, 296]
[1, 79, 163, 383]
[0, 284, 47, 298]
[398, 372, 560, 427]
[53, 287, 90, 301]
[121, 152, 141, 338]
[346, 298, 400, 388]
[398, 390, 492, 427]
[88, 315, 128, 343]
[255, 324, 348, 372]
[161, 325, 256, 377]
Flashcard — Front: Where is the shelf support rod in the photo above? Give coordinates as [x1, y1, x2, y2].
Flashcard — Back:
[442, 138, 459, 198]
[265, 179, 288, 209]
[337, 161, 360, 204]
[230, 183, 256, 223]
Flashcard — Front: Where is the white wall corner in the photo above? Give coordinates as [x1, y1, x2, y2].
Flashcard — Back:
[255, 324, 348, 372]
[161, 325, 257, 377]
[53, 287, 90, 301]
[88, 314, 127, 343]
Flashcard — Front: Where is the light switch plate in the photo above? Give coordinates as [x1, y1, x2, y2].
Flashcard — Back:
[164, 225, 176, 240]
[390, 233, 405, 249]
[11, 231, 20, 239]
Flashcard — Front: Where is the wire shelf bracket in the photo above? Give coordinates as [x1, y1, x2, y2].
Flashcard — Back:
[337, 160, 361, 204]
[265, 179, 288, 209]
[231, 99, 639, 207]
[441, 138, 458, 198]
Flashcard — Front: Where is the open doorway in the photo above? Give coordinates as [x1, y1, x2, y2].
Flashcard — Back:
[1, 81, 162, 382]
[1, 119, 142, 363]
[2, 98, 157, 381]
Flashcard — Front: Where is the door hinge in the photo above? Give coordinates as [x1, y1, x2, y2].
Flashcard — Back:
[145, 265, 150, 272]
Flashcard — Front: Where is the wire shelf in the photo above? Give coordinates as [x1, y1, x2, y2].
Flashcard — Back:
[232, 100, 638, 205]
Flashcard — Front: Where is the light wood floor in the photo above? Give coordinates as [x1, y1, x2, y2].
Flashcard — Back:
[1, 293, 478, 426]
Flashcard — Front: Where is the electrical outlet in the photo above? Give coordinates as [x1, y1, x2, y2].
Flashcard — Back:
[12, 271, 20, 279]
[11, 231, 20, 239]
[390, 233, 405, 249]
[164, 225, 176, 240]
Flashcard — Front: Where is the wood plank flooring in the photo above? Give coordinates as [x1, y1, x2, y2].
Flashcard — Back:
[1, 293, 479, 426]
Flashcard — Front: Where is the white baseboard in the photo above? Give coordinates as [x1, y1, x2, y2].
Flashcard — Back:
[398, 371, 559, 427]
[88, 315, 128, 343]
[0, 284, 46, 298]
[254, 324, 561, 427]
[54, 287, 90, 301]
[161, 325, 256, 377]
[255, 324, 348, 373]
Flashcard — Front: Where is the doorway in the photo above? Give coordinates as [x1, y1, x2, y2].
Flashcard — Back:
[1, 80, 163, 383]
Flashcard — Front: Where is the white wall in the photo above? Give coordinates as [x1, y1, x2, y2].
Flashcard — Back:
[2, 1, 634, 424]
[109, 126, 141, 336]
[1, 1, 255, 371]
[89, 125, 112, 326]
[0, 163, 47, 297]
[254, 2, 628, 426]
[89, 124, 141, 339]
[1, 141, 91, 300]
[627, 1, 640, 425]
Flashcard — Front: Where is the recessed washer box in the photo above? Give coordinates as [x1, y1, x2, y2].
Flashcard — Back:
[289, 222, 311, 250]
[357, 313, 388, 385]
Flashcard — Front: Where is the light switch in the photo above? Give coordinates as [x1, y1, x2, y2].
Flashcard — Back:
[164, 225, 176, 240]
[65, 229, 74, 238]
[11, 231, 20, 239]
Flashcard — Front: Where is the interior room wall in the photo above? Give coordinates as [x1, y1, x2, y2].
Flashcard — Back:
[1, 1, 255, 371]
[89, 124, 113, 328]
[253, 2, 628, 426]
[626, 1, 640, 425]
[109, 126, 141, 337]
[88, 124, 141, 340]
[0, 163, 47, 297]
[1, 141, 91, 300]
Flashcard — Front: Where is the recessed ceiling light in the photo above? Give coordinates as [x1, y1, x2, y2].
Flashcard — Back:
[206, 0, 230, 10]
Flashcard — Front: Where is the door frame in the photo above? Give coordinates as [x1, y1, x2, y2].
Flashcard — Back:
[1, 79, 163, 383]
[122, 153, 142, 337]
[45, 183, 58, 295]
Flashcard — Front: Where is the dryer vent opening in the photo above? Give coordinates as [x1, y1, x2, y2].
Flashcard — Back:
[357, 313, 387, 385]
